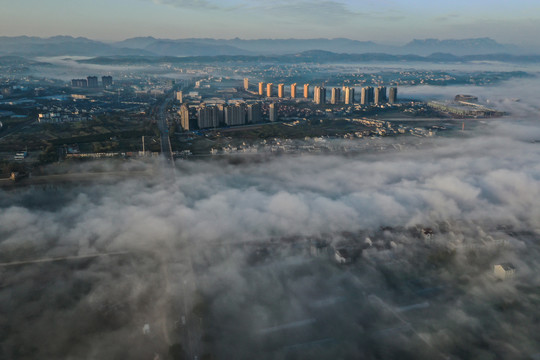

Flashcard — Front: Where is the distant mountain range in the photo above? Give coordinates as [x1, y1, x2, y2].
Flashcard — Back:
[0, 36, 535, 57]
[76, 51, 540, 66]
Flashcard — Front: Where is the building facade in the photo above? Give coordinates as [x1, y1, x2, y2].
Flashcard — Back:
[389, 87, 398, 104]
[314, 86, 326, 105]
[303, 84, 310, 98]
[278, 84, 285, 98]
[247, 103, 262, 124]
[344, 87, 355, 105]
[374, 86, 387, 105]
[179, 104, 190, 131]
[269, 103, 278, 122]
[197, 105, 220, 129]
[266, 83, 273, 97]
[87, 76, 99, 88]
[361, 86, 374, 105]
[331, 87, 341, 104]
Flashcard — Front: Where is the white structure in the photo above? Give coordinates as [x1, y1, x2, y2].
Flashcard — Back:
[143, 323, 151, 335]
[494, 263, 515, 280]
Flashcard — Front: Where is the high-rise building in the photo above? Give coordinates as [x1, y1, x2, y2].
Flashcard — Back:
[197, 104, 220, 129]
[314, 86, 326, 105]
[102, 76, 113, 87]
[222, 104, 232, 126]
[303, 84, 310, 98]
[266, 83, 273, 97]
[179, 104, 190, 131]
[247, 103, 262, 124]
[233, 103, 246, 126]
[175, 91, 183, 103]
[71, 79, 87, 88]
[258, 82, 265, 96]
[344, 87, 355, 105]
[389, 87, 398, 104]
[361, 86, 374, 105]
[269, 103, 278, 122]
[224, 103, 246, 126]
[87, 76, 99, 88]
[291, 83, 297, 98]
[278, 84, 285, 98]
[331, 88, 341, 104]
[368, 87, 374, 103]
[244, 78, 249, 91]
[374, 86, 387, 105]
[217, 104, 226, 125]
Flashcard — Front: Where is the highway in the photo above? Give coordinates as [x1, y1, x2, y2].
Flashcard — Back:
[155, 92, 175, 168]
[154, 88, 203, 359]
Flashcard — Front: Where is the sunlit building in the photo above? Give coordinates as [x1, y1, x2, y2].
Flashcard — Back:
[266, 83, 273, 97]
[175, 91, 183, 103]
[344, 87, 355, 104]
[314, 86, 326, 105]
[291, 83, 297, 98]
[374, 86, 387, 105]
[361, 86, 374, 105]
[304, 84, 310, 98]
[179, 104, 190, 130]
[278, 84, 285, 98]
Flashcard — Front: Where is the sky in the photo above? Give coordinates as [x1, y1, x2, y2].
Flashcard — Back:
[1, 0, 540, 46]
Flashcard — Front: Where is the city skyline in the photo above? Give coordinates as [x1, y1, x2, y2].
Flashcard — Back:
[1, 0, 540, 48]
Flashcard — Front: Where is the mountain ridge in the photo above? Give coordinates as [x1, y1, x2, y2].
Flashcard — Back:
[0, 36, 534, 57]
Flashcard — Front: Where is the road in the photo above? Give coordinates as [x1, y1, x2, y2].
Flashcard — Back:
[0, 251, 130, 267]
[155, 93, 175, 168]
[154, 89, 203, 359]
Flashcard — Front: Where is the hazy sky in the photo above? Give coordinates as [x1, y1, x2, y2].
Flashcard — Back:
[1, 0, 540, 46]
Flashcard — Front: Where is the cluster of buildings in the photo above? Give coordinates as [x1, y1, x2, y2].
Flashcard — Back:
[71, 76, 113, 88]
[37, 112, 90, 123]
[179, 101, 278, 130]
[245, 78, 397, 105]
[178, 80, 400, 131]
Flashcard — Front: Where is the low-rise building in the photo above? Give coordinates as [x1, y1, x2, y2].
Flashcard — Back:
[494, 263, 515, 280]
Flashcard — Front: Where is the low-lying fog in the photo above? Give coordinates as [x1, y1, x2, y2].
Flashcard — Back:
[0, 77, 539, 359]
